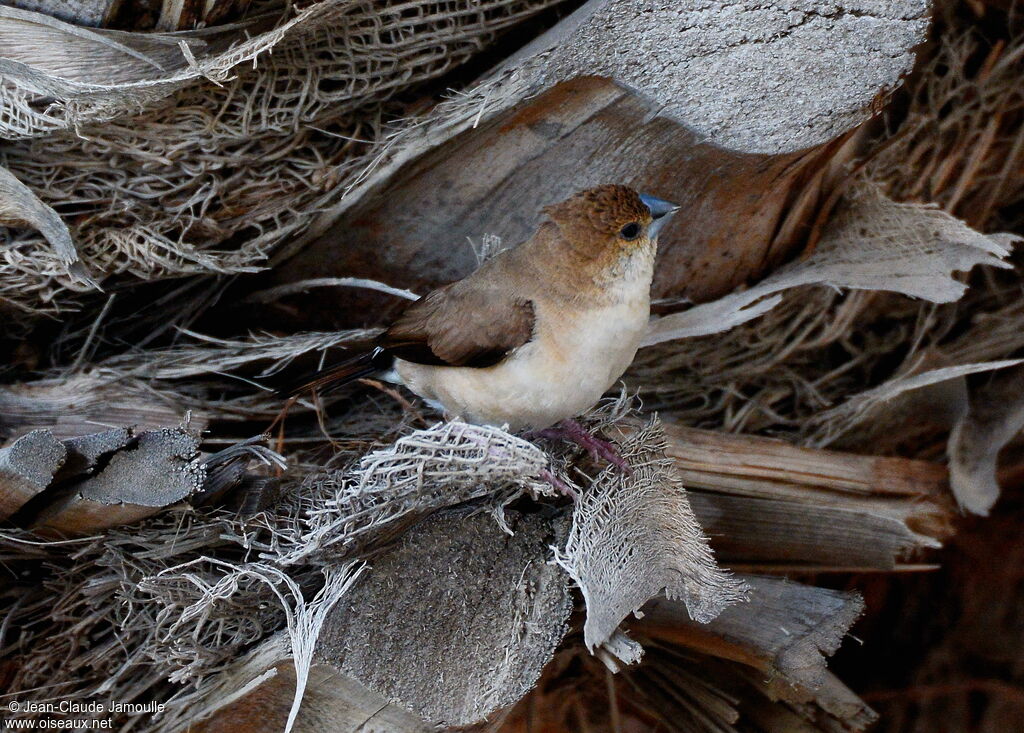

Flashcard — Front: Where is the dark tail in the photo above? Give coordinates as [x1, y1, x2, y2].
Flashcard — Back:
[280, 346, 393, 398]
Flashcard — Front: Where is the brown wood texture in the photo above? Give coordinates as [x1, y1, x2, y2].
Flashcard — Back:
[658, 421, 950, 500]
[265, 77, 859, 332]
[623, 421, 954, 571]
[190, 650, 427, 733]
[639, 576, 864, 693]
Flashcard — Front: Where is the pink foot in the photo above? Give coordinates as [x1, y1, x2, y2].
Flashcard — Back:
[531, 419, 632, 475]
[539, 468, 578, 499]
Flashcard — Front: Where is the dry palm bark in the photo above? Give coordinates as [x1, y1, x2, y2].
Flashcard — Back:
[0, 0, 927, 319]
[4, 0, 1022, 732]
[268, 77, 862, 328]
[265, 0, 931, 326]
[0, 410, 962, 731]
[633, 576, 875, 729]
[643, 422, 953, 572]
[0, 0, 571, 316]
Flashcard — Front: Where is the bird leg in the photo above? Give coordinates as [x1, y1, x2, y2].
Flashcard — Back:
[538, 468, 578, 499]
[531, 419, 632, 474]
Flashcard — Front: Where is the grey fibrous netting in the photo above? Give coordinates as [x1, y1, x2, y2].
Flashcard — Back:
[554, 422, 748, 653]
[0, 0, 567, 317]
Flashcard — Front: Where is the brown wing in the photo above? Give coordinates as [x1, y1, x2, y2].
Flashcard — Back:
[382, 277, 536, 368]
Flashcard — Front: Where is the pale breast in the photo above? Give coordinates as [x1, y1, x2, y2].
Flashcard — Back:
[395, 297, 650, 431]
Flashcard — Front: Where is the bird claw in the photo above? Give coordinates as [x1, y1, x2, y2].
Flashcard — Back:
[531, 419, 633, 475]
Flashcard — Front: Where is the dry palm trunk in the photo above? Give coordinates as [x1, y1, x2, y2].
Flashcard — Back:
[0, 380, 956, 732]
[0, 0, 253, 28]
[267, 77, 862, 330]
[252, 0, 928, 329]
[0, 0, 964, 731]
[649, 422, 953, 571]
[160, 422, 954, 732]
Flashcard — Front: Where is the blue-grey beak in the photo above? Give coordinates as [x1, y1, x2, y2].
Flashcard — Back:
[640, 193, 680, 241]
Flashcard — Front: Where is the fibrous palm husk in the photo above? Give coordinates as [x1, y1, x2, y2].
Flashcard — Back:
[0, 0, 569, 317]
[2, 156, 1014, 732]
[3, 1, 1024, 732]
[0, 411, 754, 731]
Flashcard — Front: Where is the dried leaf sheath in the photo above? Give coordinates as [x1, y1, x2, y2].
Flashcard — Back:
[0, 0, 569, 316]
[554, 421, 748, 653]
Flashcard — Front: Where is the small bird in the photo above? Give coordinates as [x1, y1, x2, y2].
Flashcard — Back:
[293, 184, 678, 440]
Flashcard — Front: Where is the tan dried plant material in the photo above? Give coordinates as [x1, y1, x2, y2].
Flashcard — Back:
[948, 363, 1024, 515]
[644, 182, 1017, 345]
[869, 2, 1024, 232]
[553, 420, 748, 660]
[0, 0, 568, 316]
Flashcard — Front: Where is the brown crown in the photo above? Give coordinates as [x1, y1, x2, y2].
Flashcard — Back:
[544, 184, 651, 236]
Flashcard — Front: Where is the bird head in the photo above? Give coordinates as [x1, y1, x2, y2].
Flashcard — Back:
[541, 184, 679, 259]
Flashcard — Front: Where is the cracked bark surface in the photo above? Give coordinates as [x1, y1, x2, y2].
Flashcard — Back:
[506, 0, 930, 153]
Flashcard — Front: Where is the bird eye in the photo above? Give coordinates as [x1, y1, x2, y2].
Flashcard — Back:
[619, 222, 642, 240]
